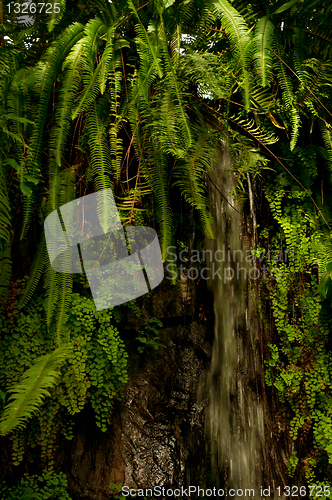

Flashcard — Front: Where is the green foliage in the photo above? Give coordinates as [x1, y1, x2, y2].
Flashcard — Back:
[0, 345, 72, 436]
[136, 318, 165, 353]
[253, 17, 275, 88]
[0, 291, 128, 464]
[0, 471, 72, 500]
[209, 0, 252, 110]
[288, 450, 299, 477]
[260, 144, 332, 485]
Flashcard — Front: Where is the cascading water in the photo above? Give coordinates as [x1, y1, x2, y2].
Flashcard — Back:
[203, 147, 266, 498]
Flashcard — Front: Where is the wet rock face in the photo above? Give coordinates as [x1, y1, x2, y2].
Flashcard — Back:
[55, 278, 214, 500]
[118, 321, 211, 490]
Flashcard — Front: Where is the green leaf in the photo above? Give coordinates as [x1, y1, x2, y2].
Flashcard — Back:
[272, 0, 300, 15]
[20, 182, 33, 197]
[163, 0, 176, 8]
[4, 158, 20, 171]
[25, 175, 39, 185]
[4, 113, 34, 125]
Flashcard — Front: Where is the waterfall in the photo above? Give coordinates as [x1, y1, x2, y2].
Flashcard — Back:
[204, 147, 266, 498]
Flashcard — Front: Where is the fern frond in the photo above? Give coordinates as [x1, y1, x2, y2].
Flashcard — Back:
[43, 265, 58, 328]
[250, 86, 274, 113]
[17, 235, 47, 309]
[86, 101, 114, 232]
[150, 143, 173, 260]
[230, 115, 279, 145]
[0, 346, 72, 436]
[319, 120, 332, 185]
[0, 240, 11, 300]
[174, 135, 215, 239]
[210, 0, 252, 110]
[274, 39, 301, 150]
[50, 40, 84, 168]
[158, 17, 192, 150]
[0, 159, 12, 242]
[128, 0, 163, 79]
[253, 17, 275, 87]
[55, 272, 73, 346]
[47, 0, 66, 32]
[21, 23, 84, 240]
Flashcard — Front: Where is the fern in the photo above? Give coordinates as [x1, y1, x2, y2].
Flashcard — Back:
[21, 23, 85, 240]
[274, 38, 301, 150]
[50, 40, 84, 169]
[174, 134, 215, 239]
[230, 114, 279, 145]
[319, 120, 332, 185]
[128, 0, 163, 79]
[210, 0, 252, 110]
[107, 38, 128, 181]
[253, 16, 275, 87]
[0, 159, 12, 243]
[17, 236, 47, 309]
[86, 101, 114, 233]
[0, 346, 72, 436]
[150, 142, 173, 261]
[158, 16, 192, 151]
[0, 240, 11, 300]
[182, 52, 228, 99]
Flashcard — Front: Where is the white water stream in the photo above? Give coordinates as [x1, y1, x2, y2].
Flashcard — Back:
[204, 147, 266, 498]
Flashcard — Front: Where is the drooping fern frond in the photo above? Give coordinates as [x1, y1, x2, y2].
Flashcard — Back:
[29, 22, 84, 169]
[44, 263, 59, 328]
[128, 0, 163, 79]
[86, 101, 114, 233]
[21, 23, 84, 240]
[253, 16, 275, 88]
[250, 86, 275, 113]
[158, 16, 192, 152]
[173, 133, 216, 239]
[71, 18, 109, 120]
[0, 346, 72, 436]
[274, 38, 301, 150]
[319, 120, 332, 185]
[230, 114, 279, 145]
[0, 241, 11, 300]
[149, 142, 173, 261]
[17, 236, 47, 309]
[54, 272, 73, 346]
[210, 0, 253, 110]
[50, 40, 84, 169]
[107, 37, 128, 181]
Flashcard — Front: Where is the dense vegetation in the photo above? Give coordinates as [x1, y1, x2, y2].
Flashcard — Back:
[1, 0, 332, 496]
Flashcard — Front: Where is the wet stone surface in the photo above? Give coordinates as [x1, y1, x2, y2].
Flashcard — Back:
[55, 278, 214, 500]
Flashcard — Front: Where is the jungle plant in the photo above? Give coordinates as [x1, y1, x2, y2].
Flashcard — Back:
[259, 142, 332, 489]
[0, 471, 72, 500]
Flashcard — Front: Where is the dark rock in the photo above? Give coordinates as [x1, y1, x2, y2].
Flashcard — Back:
[55, 277, 214, 499]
